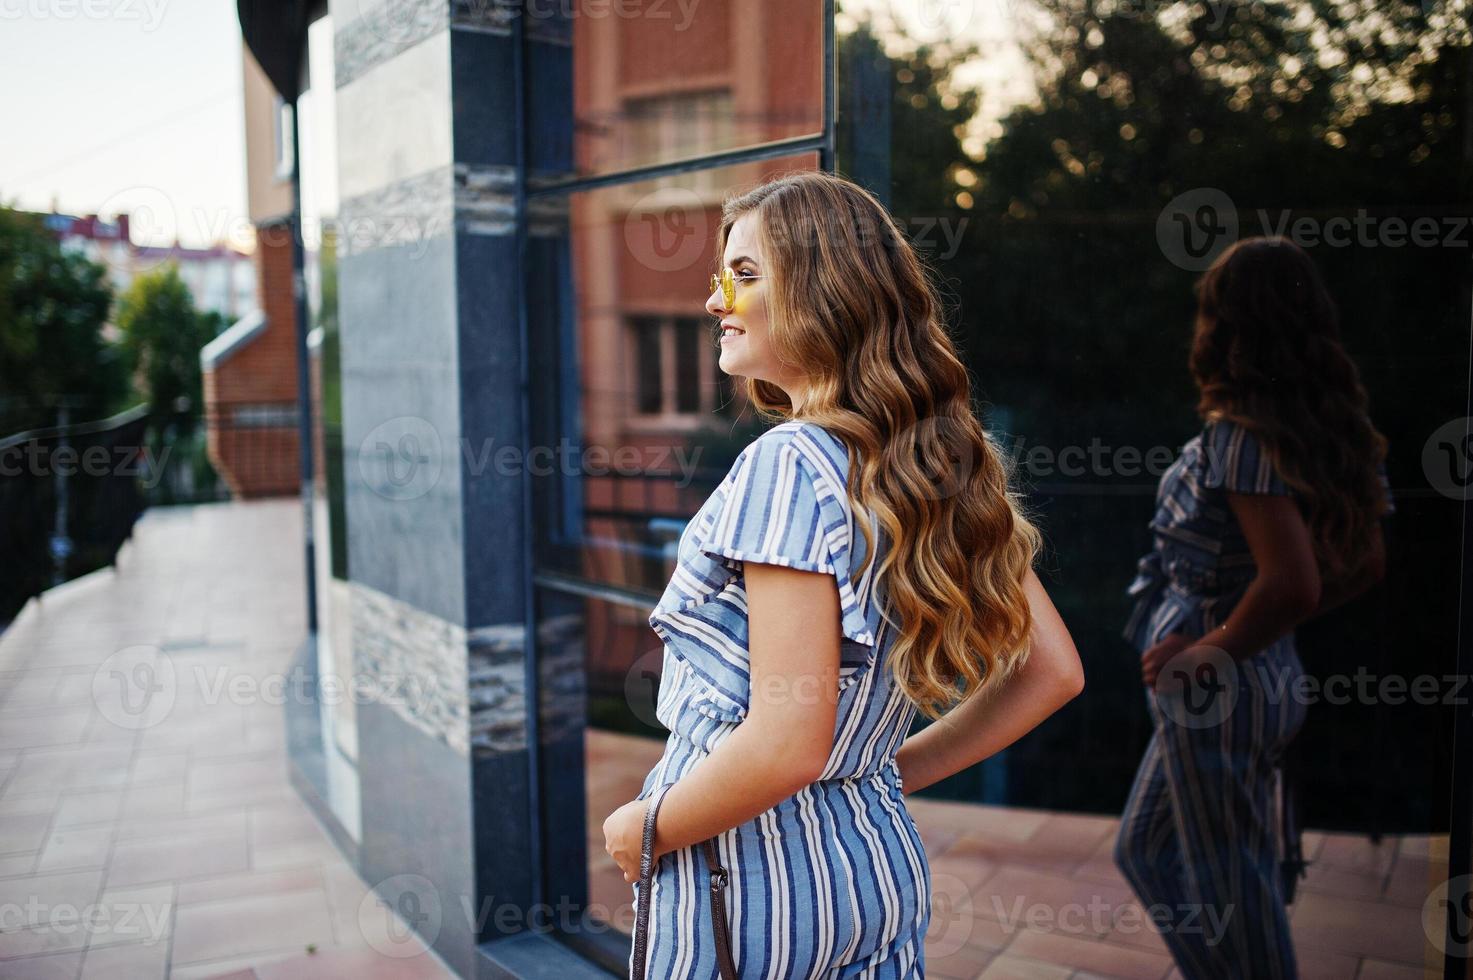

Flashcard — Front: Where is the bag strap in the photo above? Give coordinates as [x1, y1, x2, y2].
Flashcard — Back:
[634, 605, 893, 979]
[702, 838, 738, 979]
[630, 781, 673, 980]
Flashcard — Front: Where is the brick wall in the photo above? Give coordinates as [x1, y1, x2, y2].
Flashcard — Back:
[202, 218, 301, 498]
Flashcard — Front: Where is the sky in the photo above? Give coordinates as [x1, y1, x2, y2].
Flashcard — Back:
[0, 1, 1026, 253]
[0, 0, 249, 249]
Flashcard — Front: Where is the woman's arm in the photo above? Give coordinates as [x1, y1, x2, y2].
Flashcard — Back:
[893, 568, 1084, 796]
[1185, 492, 1323, 664]
[640, 560, 844, 859]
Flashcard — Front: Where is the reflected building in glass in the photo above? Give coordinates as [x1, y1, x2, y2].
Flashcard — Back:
[232, 1, 1473, 977]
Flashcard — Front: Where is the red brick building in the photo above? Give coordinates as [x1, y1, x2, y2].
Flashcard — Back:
[200, 47, 302, 498]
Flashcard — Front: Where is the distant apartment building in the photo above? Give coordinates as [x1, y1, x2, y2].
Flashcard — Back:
[41, 210, 257, 322]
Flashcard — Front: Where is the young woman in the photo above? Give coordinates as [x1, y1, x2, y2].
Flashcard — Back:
[1114, 236, 1392, 980]
[601, 171, 1085, 978]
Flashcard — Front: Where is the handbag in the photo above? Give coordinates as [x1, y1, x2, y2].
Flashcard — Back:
[629, 782, 737, 979]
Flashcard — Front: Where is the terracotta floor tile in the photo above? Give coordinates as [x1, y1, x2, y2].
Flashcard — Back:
[36, 825, 114, 873]
[1295, 948, 1366, 980]
[1004, 928, 1173, 979]
[0, 811, 56, 855]
[115, 809, 248, 844]
[1102, 901, 1172, 956]
[926, 936, 997, 979]
[1383, 855, 1439, 910]
[973, 866, 1134, 940]
[92, 882, 175, 946]
[177, 866, 324, 907]
[1356, 955, 1438, 979]
[0, 950, 85, 978]
[1316, 832, 1396, 877]
[1290, 890, 1428, 965]
[0, 792, 62, 818]
[0, 850, 38, 877]
[118, 782, 187, 822]
[0, 922, 93, 960]
[253, 944, 457, 979]
[977, 952, 1074, 979]
[53, 790, 125, 829]
[0, 867, 103, 930]
[247, 805, 327, 849]
[81, 937, 170, 979]
[107, 831, 250, 889]
[171, 888, 334, 966]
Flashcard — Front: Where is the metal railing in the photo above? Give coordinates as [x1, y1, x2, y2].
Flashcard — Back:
[0, 403, 151, 624]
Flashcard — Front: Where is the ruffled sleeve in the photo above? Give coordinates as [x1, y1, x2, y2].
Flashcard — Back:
[1200, 419, 1293, 496]
[698, 430, 875, 646]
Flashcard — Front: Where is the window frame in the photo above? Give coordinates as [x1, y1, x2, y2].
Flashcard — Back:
[507, 0, 836, 969]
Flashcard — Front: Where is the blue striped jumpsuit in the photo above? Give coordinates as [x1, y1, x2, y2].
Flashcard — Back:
[635, 420, 930, 979]
[1113, 417, 1392, 980]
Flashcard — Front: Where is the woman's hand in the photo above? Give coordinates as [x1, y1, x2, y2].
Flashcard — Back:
[603, 798, 651, 884]
[1140, 632, 1205, 688]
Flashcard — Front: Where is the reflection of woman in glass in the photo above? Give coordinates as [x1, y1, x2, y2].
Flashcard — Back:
[1115, 237, 1392, 980]
[602, 171, 1085, 978]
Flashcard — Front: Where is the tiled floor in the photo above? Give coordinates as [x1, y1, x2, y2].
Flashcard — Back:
[0, 500, 454, 979]
[0, 498, 1447, 979]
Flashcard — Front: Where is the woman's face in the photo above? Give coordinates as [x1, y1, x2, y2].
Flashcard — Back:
[706, 211, 809, 408]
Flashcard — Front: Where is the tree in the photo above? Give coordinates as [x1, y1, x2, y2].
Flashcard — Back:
[115, 264, 215, 439]
[0, 206, 129, 435]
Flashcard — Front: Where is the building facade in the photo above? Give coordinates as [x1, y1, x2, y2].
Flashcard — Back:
[233, 2, 1473, 978]
[40, 209, 256, 321]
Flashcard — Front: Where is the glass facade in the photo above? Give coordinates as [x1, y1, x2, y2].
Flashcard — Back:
[526, 1, 825, 186]
[250, 0, 1473, 973]
[300, 13, 359, 840]
[511, 1, 1473, 971]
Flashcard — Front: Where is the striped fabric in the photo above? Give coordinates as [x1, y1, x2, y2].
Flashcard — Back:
[635, 420, 930, 979]
[1114, 417, 1390, 979]
[1121, 417, 1393, 655]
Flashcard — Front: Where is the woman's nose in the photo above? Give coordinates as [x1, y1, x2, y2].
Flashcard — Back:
[706, 287, 727, 318]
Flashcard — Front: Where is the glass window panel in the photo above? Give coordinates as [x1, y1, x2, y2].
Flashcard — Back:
[525, 153, 819, 603]
[835, 3, 1469, 971]
[526, 1, 823, 186]
[673, 317, 701, 414]
[300, 14, 359, 835]
[631, 315, 662, 414]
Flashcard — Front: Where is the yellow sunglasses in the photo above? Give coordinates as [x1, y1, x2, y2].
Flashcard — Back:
[709, 267, 766, 308]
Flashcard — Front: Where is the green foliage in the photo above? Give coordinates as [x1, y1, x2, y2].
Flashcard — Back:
[0, 206, 129, 435]
[836, 2, 1469, 820]
[115, 264, 216, 439]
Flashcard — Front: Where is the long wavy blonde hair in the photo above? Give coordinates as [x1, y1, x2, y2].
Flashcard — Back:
[716, 170, 1042, 720]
